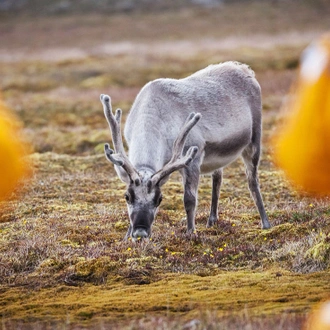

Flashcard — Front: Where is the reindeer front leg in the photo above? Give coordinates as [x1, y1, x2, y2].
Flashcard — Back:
[181, 161, 200, 233]
[207, 168, 223, 227]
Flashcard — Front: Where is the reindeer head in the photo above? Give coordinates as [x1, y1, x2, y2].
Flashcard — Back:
[100, 94, 200, 240]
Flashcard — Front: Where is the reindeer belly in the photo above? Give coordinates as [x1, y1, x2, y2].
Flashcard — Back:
[201, 152, 241, 174]
[200, 130, 251, 174]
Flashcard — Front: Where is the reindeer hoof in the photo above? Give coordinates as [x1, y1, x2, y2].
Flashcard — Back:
[207, 216, 217, 228]
[185, 229, 198, 240]
[262, 222, 272, 229]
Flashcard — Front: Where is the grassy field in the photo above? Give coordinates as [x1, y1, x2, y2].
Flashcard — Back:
[1, 1, 330, 329]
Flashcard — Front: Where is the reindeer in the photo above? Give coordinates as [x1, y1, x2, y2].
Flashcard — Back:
[100, 61, 271, 240]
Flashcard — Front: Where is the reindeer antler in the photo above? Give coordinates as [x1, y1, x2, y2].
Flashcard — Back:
[150, 112, 201, 187]
[101, 94, 140, 185]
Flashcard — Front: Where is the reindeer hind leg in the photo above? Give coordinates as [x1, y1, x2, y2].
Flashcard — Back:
[242, 144, 271, 229]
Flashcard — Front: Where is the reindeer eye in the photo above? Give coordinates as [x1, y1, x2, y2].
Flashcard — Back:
[157, 195, 163, 207]
[124, 193, 130, 203]
[125, 189, 135, 204]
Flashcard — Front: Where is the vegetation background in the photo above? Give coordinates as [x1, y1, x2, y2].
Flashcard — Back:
[1, 0, 330, 329]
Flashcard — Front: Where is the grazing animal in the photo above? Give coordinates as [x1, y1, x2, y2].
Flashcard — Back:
[101, 61, 271, 240]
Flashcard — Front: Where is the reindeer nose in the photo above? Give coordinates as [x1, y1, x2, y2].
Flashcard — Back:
[132, 228, 149, 240]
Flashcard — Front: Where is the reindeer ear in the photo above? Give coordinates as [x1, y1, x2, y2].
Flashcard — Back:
[147, 175, 169, 190]
[114, 166, 131, 184]
[151, 145, 199, 188]
[156, 175, 171, 188]
[104, 144, 130, 184]
[156, 146, 198, 187]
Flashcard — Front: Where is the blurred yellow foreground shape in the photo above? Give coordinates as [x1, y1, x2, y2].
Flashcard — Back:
[0, 98, 30, 201]
[274, 33, 330, 196]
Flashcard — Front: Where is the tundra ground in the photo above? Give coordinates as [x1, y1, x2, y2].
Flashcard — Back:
[1, 1, 330, 329]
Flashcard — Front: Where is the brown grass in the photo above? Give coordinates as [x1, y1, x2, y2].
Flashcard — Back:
[1, 1, 330, 329]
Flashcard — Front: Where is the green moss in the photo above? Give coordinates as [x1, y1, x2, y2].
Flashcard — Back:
[305, 242, 330, 263]
[70, 257, 121, 284]
[114, 221, 128, 231]
[1, 270, 329, 323]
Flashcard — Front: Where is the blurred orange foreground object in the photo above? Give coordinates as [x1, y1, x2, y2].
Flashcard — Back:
[274, 33, 330, 196]
[305, 301, 330, 330]
[0, 98, 31, 201]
